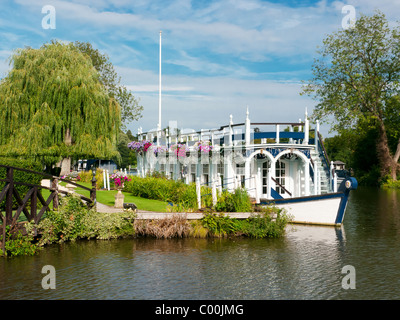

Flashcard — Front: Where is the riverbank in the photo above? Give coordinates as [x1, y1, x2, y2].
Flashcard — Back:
[1, 193, 290, 257]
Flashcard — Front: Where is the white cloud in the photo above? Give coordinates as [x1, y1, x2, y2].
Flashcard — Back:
[4, 0, 400, 140]
[11, 0, 342, 61]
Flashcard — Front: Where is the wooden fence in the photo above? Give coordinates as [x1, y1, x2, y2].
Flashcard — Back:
[0, 164, 96, 253]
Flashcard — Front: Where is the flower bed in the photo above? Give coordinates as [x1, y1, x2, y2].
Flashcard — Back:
[110, 171, 131, 190]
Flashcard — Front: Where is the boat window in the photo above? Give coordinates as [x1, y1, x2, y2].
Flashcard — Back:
[276, 160, 286, 194]
[262, 161, 269, 195]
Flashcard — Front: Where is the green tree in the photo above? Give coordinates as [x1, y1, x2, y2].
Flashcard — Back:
[113, 130, 137, 169]
[73, 41, 143, 130]
[0, 41, 121, 175]
[302, 11, 400, 181]
[324, 124, 381, 186]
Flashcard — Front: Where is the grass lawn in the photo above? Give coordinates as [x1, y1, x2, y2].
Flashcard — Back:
[96, 190, 168, 212]
[61, 182, 168, 212]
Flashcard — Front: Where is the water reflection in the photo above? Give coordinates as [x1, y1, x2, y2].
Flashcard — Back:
[1, 187, 400, 300]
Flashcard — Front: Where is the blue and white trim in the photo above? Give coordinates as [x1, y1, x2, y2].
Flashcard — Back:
[261, 177, 358, 226]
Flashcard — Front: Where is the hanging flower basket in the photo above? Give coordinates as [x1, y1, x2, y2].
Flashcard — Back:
[153, 145, 168, 157]
[128, 140, 152, 154]
[194, 140, 213, 156]
[170, 143, 189, 158]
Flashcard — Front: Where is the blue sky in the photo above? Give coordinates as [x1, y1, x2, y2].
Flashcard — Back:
[0, 0, 397, 138]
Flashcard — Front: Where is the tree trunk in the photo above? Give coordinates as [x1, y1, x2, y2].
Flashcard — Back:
[392, 137, 400, 181]
[376, 120, 396, 180]
[60, 158, 71, 176]
[60, 128, 72, 176]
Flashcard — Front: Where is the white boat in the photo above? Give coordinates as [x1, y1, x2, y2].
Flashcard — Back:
[133, 109, 357, 226]
[261, 177, 357, 226]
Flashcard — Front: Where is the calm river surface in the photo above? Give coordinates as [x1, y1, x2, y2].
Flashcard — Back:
[1, 187, 400, 300]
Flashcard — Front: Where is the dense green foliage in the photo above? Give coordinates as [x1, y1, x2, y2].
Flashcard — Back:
[113, 130, 137, 169]
[124, 175, 209, 211]
[0, 225, 42, 257]
[77, 169, 104, 190]
[302, 11, 400, 181]
[324, 124, 381, 186]
[30, 194, 136, 245]
[215, 188, 253, 212]
[200, 207, 289, 238]
[381, 179, 400, 189]
[73, 41, 143, 130]
[0, 41, 121, 163]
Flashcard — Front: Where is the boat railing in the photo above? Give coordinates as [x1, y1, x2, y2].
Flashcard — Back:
[317, 132, 330, 174]
[271, 177, 292, 197]
[142, 121, 315, 147]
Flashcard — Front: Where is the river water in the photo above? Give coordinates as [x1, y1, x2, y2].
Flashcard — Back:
[1, 187, 400, 300]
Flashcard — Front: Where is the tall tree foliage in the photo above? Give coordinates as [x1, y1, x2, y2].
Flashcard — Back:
[302, 11, 400, 181]
[0, 41, 121, 173]
[73, 41, 143, 130]
[324, 124, 381, 186]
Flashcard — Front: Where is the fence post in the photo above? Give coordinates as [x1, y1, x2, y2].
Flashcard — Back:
[334, 172, 338, 193]
[2, 167, 13, 255]
[106, 170, 110, 191]
[5, 167, 13, 226]
[196, 177, 201, 209]
[31, 186, 38, 223]
[330, 161, 334, 193]
[212, 179, 217, 207]
[90, 167, 97, 206]
[52, 178, 59, 210]
[253, 174, 260, 204]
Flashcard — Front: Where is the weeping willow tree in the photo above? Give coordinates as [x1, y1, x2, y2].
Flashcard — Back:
[0, 41, 121, 175]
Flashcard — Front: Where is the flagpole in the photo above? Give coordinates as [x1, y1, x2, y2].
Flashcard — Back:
[158, 30, 162, 145]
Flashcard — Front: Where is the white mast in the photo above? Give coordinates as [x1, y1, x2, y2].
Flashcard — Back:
[157, 30, 162, 145]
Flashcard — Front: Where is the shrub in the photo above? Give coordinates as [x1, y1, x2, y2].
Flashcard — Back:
[0, 225, 42, 257]
[124, 176, 210, 211]
[380, 174, 400, 189]
[201, 212, 241, 237]
[31, 194, 136, 245]
[200, 206, 290, 238]
[78, 169, 104, 189]
[81, 210, 136, 240]
[382, 180, 400, 189]
[214, 188, 252, 213]
[241, 207, 291, 238]
[189, 220, 209, 238]
[34, 194, 93, 244]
